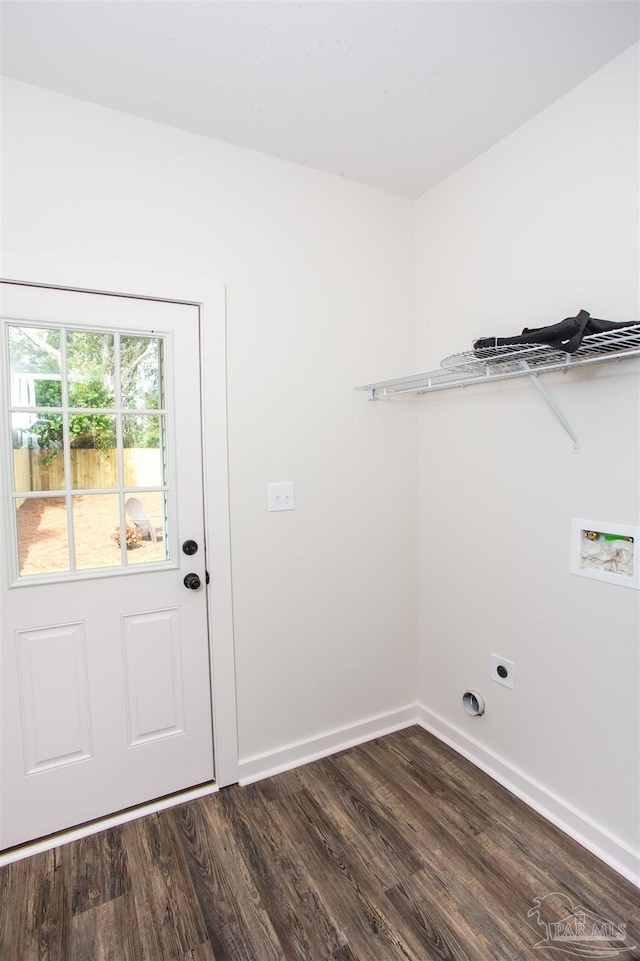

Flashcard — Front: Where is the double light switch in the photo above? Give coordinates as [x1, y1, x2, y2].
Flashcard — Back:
[267, 482, 295, 512]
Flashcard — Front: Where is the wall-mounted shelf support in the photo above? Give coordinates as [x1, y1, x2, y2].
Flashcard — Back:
[523, 363, 580, 454]
[357, 326, 640, 452]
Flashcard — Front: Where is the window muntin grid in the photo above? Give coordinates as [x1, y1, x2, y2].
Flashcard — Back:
[7, 323, 170, 579]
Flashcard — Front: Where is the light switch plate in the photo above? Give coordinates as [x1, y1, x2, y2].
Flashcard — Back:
[268, 482, 295, 512]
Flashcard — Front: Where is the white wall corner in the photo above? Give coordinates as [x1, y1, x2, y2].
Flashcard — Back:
[416, 702, 640, 888]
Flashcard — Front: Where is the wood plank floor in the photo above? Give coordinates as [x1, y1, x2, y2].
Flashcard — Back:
[1, 726, 638, 961]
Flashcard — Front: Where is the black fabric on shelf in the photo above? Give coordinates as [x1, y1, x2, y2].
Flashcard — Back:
[473, 309, 640, 355]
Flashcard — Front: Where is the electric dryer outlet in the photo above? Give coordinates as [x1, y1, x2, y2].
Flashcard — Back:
[491, 654, 515, 690]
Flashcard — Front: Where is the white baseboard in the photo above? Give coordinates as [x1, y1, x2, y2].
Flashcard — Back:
[416, 703, 640, 887]
[237, 704, 419, 785]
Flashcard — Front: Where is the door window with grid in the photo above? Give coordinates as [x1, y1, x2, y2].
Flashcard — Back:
[7, 323, 170, 579]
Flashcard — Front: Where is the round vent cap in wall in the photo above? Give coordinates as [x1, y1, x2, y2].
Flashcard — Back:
[462, 690, 485, 716]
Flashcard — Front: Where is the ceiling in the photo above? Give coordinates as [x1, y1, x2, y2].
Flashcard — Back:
[1, 1, 638, 197]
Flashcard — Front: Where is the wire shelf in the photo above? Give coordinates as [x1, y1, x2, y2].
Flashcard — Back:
[356, 326, 640, 398]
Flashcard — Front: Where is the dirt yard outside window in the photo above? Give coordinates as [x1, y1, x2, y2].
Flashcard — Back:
[15, 493, 166, 576]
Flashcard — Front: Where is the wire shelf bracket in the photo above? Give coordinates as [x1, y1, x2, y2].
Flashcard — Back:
[523, 364, 580, 454]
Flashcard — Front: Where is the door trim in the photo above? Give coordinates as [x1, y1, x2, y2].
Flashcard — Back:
[0, 260, 239, 799]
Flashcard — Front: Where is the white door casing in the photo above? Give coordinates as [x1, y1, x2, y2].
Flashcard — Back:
[1, 281, 216, 849]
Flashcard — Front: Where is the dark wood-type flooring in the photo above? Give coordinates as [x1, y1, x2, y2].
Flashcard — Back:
[1, 726, 639, 961]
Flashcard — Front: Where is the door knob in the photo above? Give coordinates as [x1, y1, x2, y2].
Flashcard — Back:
[183, 572, 201, 591]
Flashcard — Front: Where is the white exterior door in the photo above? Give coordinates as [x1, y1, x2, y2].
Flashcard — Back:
[0, 281, 214, 849]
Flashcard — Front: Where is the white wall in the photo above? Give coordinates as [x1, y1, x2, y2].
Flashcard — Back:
[415, 45, 639, 866]
[1, 78, 418, 770]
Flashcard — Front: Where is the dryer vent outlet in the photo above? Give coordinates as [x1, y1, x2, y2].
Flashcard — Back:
[462, 691, 485, 716]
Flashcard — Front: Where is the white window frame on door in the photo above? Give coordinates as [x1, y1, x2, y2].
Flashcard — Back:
[3, 320, 177, 585]
[0, 257, 238, 826]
